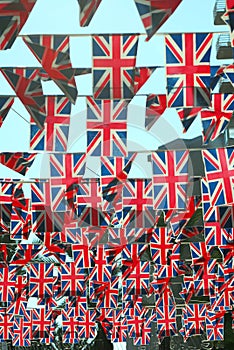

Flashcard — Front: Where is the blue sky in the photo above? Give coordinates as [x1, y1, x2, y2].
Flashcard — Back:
[0, 0, 231, 181]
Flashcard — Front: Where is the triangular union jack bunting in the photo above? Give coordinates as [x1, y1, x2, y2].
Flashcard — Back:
[78, 0, 102, 26]
[92, 34, 139, 99]
[145, 94, 167, 130]
[0, 152, 37, 175]
[23, 35, 78, 104]
[134, 0, 183, 41]
[0, 67, 46, 129]
[0, 96, 14, 127]
[0, 0, 37, 50]
[134, 66, 157, 94]
[176, 107, 201, 132]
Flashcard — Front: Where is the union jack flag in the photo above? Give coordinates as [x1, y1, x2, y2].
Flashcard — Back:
[145, 93, 167, 130]
[200, 93, 234, 143]
[10, 243, 42, 265]
[156, 304, 177, 339]
[49, 153, 86, 212]
[205, 311, 225, 341]
[29, 263, 55, 298]
[133, 310, 154, 346]
[0, 267, 15, 302]
[134, 1, 182, 41]
[221, 9, 234, 47]
[32, 308, 52, 340]
[96, 276, 119, 308]
[123, 261, 150, 296]
[176, 107, 201, 132]
[71, 243, 92, 268]
[151, 150, 189, 210]
[126, 309, 146, 339]
[202, 148, 234, 206]
[78, 0, 102, 26]
[0, 310, 14, 340]
[204, 223, 232, 247]
[86, 97, 128, 157]
[0, 68, 46, 128]
[111, 310, 127, 342]
[23, 35, 78, 103]
[0, 96, 14, 127]
[30, 95, 71, 151]
[150, 227, 173, 265]
[122, 179, 156, 228]
[96, 308, 113, 339]
[92, 34, 139, 99]
[62, 308, 79, 340]
[60, 263, 87, 297]
[12, 317, 31, 347]
[192, 259, 217, 297]
[77, 310, 97, 339]
[201, 178, 220, 222]
[0, 0, 37, 50]
[182, 304, 206, 340]
[100, 154, 136, 212]
[75, 180, 111, 227]
[165, 33, 213, 107]
[0, 152, 36, 175]
[190, 241, 210, 263]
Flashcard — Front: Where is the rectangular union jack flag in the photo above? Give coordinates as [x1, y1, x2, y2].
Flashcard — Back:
[165, 33, 213, 107]
[200, 93, 234, 143]
[182, 303, 206, 340]
[0, 310, 14, 341]
[13, 317, 31, 347]
[49, 153, 87, 212]
[123, 261, 150, 296]
[30, 95, 71, 151]
[151, 150, 189, 210]
[150, 227, 174, 265]
[78, 310, 97, 339]
[29, 263, 55, 298]
[201, 178, 220, 222]
[122, 179, 157, 228]
[32, 308, 52, 340]
[92, 34, 139, 99]
[156, 304, 177, 339]
[86, 97, 128, 156]
[202, 148, 234, 206]
[111, 310, 127, 342]
[60, 263, 87, 297]
[206, 311, 225, 341]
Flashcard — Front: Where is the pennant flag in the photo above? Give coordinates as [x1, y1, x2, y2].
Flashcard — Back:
[200, 93, 234, 144]
[145, 94, 167, 130]
[78, 0, 102, 26]
[86, 97, 129, 157]
[202, 148, 234, 206]
[0, 96, 14, 127]
[23, 35, 78, 104]
[134, 0, 182, 41]
[92, 34, 139, 99]
[0, 152, 36, 175]
[176, 107, 201, 132]
[156, 304, 177, 339]
[0, 68, 46, 128]
[0, 0, 37, 50]
[165, 33, 213, 107]
[151, 150, 189, 210]
[134, 66, 157, 93]
[30, 95, 71, 151]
